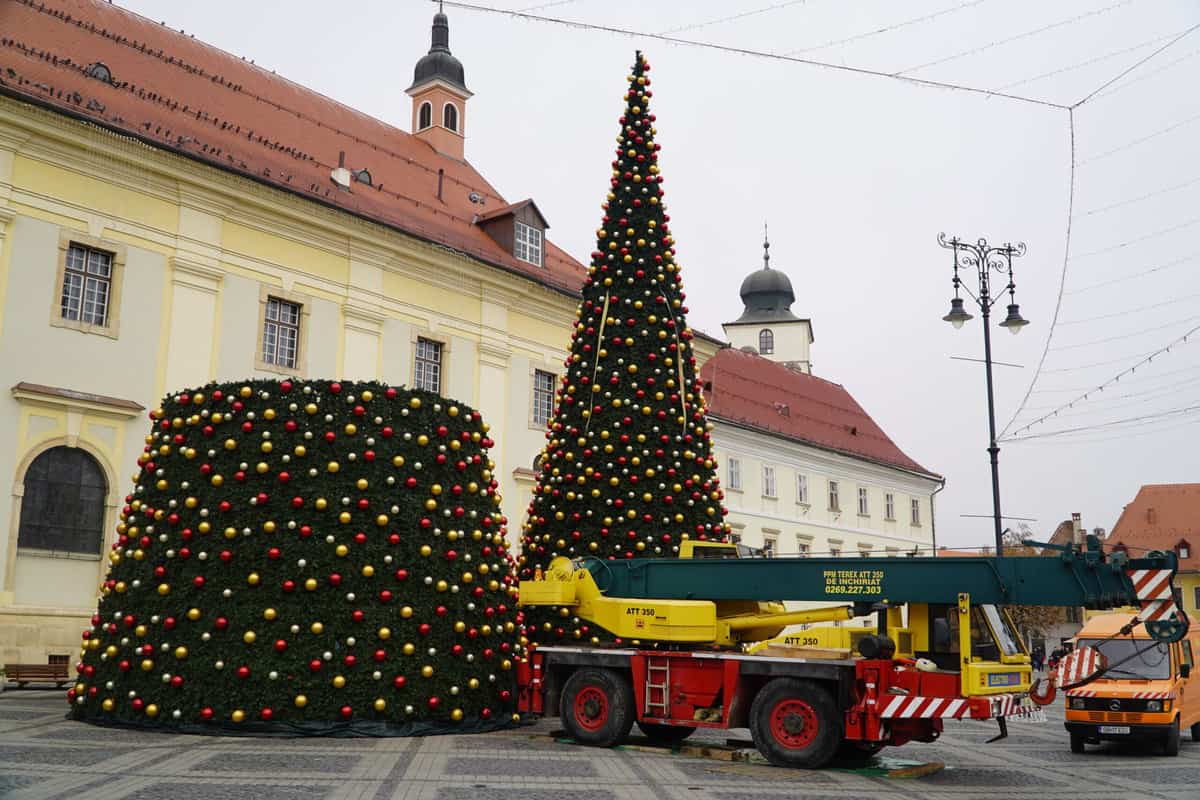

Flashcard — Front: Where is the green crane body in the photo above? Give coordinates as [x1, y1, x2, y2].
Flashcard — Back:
[582, 536, 1186, 642]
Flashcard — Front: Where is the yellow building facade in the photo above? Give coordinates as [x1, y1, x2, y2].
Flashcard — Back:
[0, 2, 612, 662]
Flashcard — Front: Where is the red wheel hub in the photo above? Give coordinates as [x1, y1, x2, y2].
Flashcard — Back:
[574, 686, 610, 732]
[769, 698, 818, 749]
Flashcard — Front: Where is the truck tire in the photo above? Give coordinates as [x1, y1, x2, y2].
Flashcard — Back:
[636, 721, 696, 744]
[1191, 721, 1200, 743]
[1163, 718, 1181, 756]
[1069, 731, 1085, 754]
[561, 668, 635, 748]
[749, 678, 842, 769]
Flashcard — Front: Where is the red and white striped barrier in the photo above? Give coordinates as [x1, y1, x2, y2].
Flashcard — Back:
[879, 695, 970, 719]
[879, 693, 1042, 720]
[988, 693, 1042, 719]
[1130, 568, 1182, 623]
[1056, 645, 1105, 688]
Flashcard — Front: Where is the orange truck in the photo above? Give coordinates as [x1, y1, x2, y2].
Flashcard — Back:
[1064, 612, 1200, 755]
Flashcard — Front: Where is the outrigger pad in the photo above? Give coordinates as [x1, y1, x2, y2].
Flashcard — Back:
[985, 717, 1008, 744]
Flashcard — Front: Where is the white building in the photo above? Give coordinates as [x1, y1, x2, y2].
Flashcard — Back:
[704, 241, 943, 559]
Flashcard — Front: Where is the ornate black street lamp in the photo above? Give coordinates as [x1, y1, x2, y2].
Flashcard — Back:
[939, 233, 1029, 557]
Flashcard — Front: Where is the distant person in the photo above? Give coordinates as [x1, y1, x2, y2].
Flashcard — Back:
[1032, 646, 1045, 672]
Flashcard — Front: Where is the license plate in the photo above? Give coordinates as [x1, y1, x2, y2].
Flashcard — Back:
[1098, 725, 1131, 735]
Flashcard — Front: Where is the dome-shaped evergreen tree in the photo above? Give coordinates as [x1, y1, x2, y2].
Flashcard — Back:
[69, 379, 519, 733]
[519, 52, 730, 646]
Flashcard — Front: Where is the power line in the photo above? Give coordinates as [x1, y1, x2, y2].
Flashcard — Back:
[1004, 323, 1200, 438]
[1067, 214, 1200, 260]
[1058, 291, 1200, 326]
[783, 0, 989, 56]
[1073, 20, 1200, 107]
[895, 0, 1135, 76]
[517, 0, 581, 11]
[1049, 314, 1200, 351]
[1078, 108, 1200, 166]
[1041, 348, 1175, 373]
[1000, 109, 1074, 438]
[658, 0, 810, 36]
[1023, 376, 1200, 418]
[1029, 362, 1200, 394]
[994, 28, 1180, 91]
[439, 2, 1071, 109]
[1080, 174, 1200, 218]
[1004, 402, 1200, 442]
[1088, 45, 1200, 103]
[1024, 372, 1200, 411]
[1066, 250, 1200, 295]
[1015, 414, 1200, 446]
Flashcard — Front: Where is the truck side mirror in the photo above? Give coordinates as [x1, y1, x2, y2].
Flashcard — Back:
[1181, 663, 1191, 679]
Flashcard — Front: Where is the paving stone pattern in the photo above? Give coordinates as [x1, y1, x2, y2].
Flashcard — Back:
[1, 690, 1197, 799]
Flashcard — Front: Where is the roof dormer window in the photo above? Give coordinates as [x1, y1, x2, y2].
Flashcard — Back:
[515, 221, 543, 267]
[1178, 540, 1191, 560]
[85, 62, 112, 83]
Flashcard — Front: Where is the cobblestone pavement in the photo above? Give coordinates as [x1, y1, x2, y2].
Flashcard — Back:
[2, 690, 1198, 799]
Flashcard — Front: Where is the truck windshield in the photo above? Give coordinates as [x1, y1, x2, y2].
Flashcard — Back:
[1076, 638, 1172, 680]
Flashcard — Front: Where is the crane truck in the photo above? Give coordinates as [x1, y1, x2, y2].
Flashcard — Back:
[515, 535, 1189, 768]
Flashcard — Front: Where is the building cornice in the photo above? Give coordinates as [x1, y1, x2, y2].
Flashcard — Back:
[11, 382, 145, 418]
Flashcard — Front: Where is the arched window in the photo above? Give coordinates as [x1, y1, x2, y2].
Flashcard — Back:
[18, 447, 107, 555]
[758, 328, 774, 354]
[418, 101, 433, 131]
[443, 102, 459, 132]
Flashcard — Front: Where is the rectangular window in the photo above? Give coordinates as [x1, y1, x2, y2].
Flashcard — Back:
[728, 458, 742, 490]
[911, 498, 921, 526]
[859, 546, 873, 558]
[514, 222, 543, 267]
[763, 466, 777, 498]
[796, 538, 811, 558]
[61, 243, 113, 327]
[828, 481, 840, 512]
[857, 487, 869, 516]
[796, 474, 809, 504]
[885, 547, 899, 557]
[885, 493, 896, 520]
[830, 546, 842, 558]
[532, 369, 556, 427]
[728, 530, 742, 545]
[414, 337, 443, 394]
[1194, 586, 1200, 612]
[762, 534, 777, 558]
[262, 296, 301, 369]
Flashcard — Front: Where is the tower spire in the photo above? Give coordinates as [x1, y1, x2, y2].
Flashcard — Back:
[763, 222, 771, 270]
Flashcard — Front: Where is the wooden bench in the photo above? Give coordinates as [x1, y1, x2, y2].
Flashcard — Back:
[4, 663, 70, 688]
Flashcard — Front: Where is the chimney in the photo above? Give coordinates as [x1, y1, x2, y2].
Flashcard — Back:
[1071, 512, 1082, 545]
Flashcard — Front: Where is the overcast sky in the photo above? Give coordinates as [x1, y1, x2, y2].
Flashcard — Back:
[115, 0, 1200, 548]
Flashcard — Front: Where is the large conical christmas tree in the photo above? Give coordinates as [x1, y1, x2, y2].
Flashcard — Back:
[68, 379, 520, 733]
[519, 52, 729, 644]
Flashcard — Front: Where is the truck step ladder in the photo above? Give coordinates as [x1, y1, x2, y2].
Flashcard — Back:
[645, 657, 670, 717]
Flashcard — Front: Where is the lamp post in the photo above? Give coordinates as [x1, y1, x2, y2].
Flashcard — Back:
[938, 233, 1029, 558]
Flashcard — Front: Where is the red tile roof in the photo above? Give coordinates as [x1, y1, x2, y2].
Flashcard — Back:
[700, 348, 938, 478]
[0, 0, 585, 294]
[1108, 484, 1200, 571]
